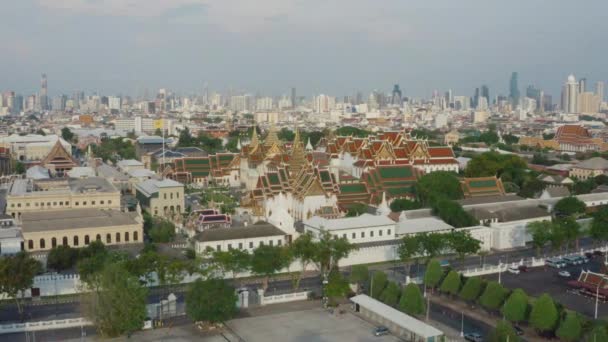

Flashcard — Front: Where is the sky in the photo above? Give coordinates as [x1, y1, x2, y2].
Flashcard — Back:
[2, 0, 608, 99]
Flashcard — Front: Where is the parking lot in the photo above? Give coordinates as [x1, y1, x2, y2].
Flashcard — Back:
[225, 308, 400, 342]
[483, 256, 608, 318]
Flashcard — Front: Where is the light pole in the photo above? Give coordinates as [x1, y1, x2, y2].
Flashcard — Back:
[498, 259, 502, 284]
[595, 283, 600, 320]
[460, 311, 464, 337]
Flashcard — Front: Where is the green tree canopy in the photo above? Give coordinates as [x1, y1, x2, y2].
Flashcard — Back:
[311, 230, 356, 275]
[211, 249, 251, 280]
[185, 278, 238, 323]
[501, 288, 529, 323]
[488, 320, 519, 342]
[439, 270, 461, 295]
[251, 245, 288, 289]
[390, 198, 422, 212]
[380, 281, 401, 307]
[415, 171, 463, 205]
[349, 265, 369, 287]
[398, 235, 421, 275]
[418, 233, 444, 261]
[587, 325, 608, 342]
[148, 219, 176, 243]
[479, 281, 508, 311]
[590, 206, 608, 244]
[556, 312, 583, 342]
[0, 252, 42, 316]
[526, 220, 552, 256]
[291, 232, 318, 289]
[325, 270, 350, 303]
[83, 263, 148, 338]
[447, 230, 481, 265]
[371, 271, 388, 299]
[465, 152, 527, 178]
[399, 283, 425, 316]
[424, 259, 444, 289]
[47, 245, 79, 272]
[334, 126, 371, 137]
[529, 293, 559, 333]
[430, 196, 478, 228]
[345, 203, 367, 217]
[553, 196, 586, 218]
[459, 277, 484, 302]
[61, 127, 75, 142]
[558, 216, 582, 250]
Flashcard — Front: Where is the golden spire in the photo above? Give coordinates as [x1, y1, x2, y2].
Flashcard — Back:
[264, 124, 281, 148]
[250, 126, 259, 148]
[289, 126, 307, 175]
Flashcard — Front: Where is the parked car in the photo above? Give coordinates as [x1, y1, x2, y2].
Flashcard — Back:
[440, 260, 450, 268]
[546, 257, 566, 268]
[464, 332, 483, 342]
[514, 325, 524, 336]
[507, 266, 520, 274]
[593, 250, 605, 257]
[558, 270, 571, 278]
[562, 255, 583, 266]
[518, 265, 529, 272]
[373, 326, 389, 336]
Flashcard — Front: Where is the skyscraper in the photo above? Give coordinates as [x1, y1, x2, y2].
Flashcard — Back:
[579, 78, 587, 93]
[391, 84, 402, 105]
[40, 73, 49, 111]
[509, 72, 520, 108]
[562, 74, 578, 113]
[481, 85, 490, 106]
[290, 87, 296, 108]
[596, 81, 605, 102]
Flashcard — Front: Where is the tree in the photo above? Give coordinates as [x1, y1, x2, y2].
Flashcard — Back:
[447, 230, 481, 266]
[526, 221, 552, 256]
[380, 281, 401, 306]
[488, 320, 519, 342]
[556, 312, 582, 342]
[0, 252, 42, 316]
[529, 293, 559, 334]
[559, 217, 582, 250]
[424, 259, 443, 290]
[553, 196, 586, 218]
[399, 283, 425, 316]
[390, 198, 422, 212]
[251, 245, 288, 290]
[465, 152, 527, 178]
[371, 271, 388, 299]
[549, 220, 567, 252]
[148, 219, 176, 243]
[503, 134, 519, 145]
[418, 233, 444, 261]
[587, 325, 608, 342]
[596, 174, 608, 185]
[177, 127, 194, 147]
[349, 265, 369, 290]
[334, 126, 371, 137]
[416, 171, 463, 205]
[590, 206, 608, 246]
[479, 281, 507, 312]
[345, 203, 367, 217]
[211, 249, 250, 281]
[325, 271, 350, 304]
[77, 241, 109, 285]
[47, 245, 79, 272]
[290, 232, 317, 289]
[459, 277, 484, 302]
[518, 178, 545, 198]
[430, 197, 478, 228]
[61, 127, 75, 142]
[82, 263, 148, 338]
[14, 161, 25, 174]
[439, 270, 461, 296]
[311, 230, 356, 276]
[573, 178, 596, 195]
[398, 235, 421, 276]
[185, 278, 238, 323]
[501, 288, 529, 324]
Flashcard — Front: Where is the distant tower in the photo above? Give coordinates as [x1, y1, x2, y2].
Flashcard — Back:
[391, 84, 402, 105]
[579, 78, 587, 93]
[481, 85, 490, 106]
[563, 74, 578, 113]
[596, 81, 605, 102]
[290, 87, 296, 108]
[509, 72, 520, 108]
[40, 73, 48, 111]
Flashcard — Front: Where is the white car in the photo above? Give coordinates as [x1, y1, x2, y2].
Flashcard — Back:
[507, 266, 520, 274]
[558, 270, 571, 278]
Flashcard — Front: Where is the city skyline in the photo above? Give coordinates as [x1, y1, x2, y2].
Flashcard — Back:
[2, 1, 608, 97]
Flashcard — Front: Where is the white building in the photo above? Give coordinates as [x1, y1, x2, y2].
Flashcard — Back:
[108, 97, 121, 111]
[194, 222, 288, 254]
[303, 214, 396, 243]
[256, 97, 274, 111]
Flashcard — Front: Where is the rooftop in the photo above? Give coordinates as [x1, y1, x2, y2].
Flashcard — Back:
[21, 209, 139, 233]
[117, 159, 144, 168]
[304, 213, 395, 231]
[575, 157, 608, 170]
[194, 222, 286, 242]
[396, 217, 454, 235]
[135, 178, 183, 196]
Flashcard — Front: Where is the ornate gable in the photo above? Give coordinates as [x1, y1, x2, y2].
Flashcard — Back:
[41, 140, 78, 171]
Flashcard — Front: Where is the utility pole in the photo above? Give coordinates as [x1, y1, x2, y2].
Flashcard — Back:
[460, 311, 464, 337]
[498, 259, 502, 284]
[595, 283, 600, 320]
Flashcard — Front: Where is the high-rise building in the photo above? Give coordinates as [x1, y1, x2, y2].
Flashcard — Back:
[445, 89, 453, 108]
[481, 85, 490, 106]
[109, 96, 122, 111]
[391, 84, 402, 106]
[40, 74, 49, 111]
[509, 72, 520, 108]
[290, 87, 296, 108]
[256, 97, 274, 111]
[472, 88, 480, 108]
[577, 92, 601, 113]
[453, 96, 470, 111]
[579, 78, 587, 93]
[526, 85, 542, 111]
[562, 74, 578, 113]
[596, 81, 605, 102]
[52, 95, 67, 111]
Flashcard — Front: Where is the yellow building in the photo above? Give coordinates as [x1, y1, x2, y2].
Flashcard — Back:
[444, 130, 460, 146]
[134, 179, 185, 218]
[570, 157, 608, 180]
[22, 208, 143, 252]
[6, 177, 121, 221]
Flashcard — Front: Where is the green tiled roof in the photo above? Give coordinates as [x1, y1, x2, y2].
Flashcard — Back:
[320, 170, 331, 183]
[191, 171, 210, 177]
[185, 159, 209, 165]
[378, 166, 413, 179]
[469, 179, 498, 188]
[219, 155, 235, 161]
[340, 183, 367, 194]
[268, 173, 280, 185]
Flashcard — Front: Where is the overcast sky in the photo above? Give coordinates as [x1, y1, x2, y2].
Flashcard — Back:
[2, 0, 607, 99]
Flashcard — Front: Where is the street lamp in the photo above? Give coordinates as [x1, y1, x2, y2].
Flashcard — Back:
[595, 283, 601, 320]
[460, 311, 464, 337]
[498, 259, 502, 284]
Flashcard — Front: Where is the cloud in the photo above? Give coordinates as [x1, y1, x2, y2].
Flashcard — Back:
[38, 0, 203, 17]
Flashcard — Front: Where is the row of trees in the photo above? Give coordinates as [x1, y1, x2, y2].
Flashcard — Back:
[357, 268, 426, 316]
[425, 259, 593, 341]
[398, 230, 481, 274]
